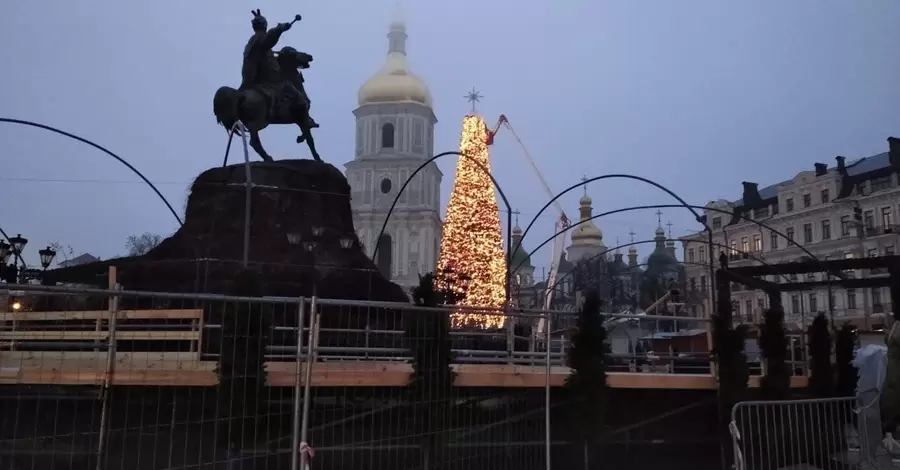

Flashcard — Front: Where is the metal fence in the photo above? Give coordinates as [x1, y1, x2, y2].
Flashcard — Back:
[0, 283, 709, 470]
[730, 389, 886, 470]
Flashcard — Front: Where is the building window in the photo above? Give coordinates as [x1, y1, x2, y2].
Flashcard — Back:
[808, 293, 818, 313]
[841, 215, 851, 236]
[873, 289, 882, 307]
[803, 223, 813, 244]
[786, 198, 794, 212]
[754, 207, 769, 219]
[803, 194, 812, 208]
[864, 210, 874, 229]
[791, 294, 800, 314]
[770, 232, 778, 251]
[753, 235, 762, 252]
[786, 227, 795, 245]
[700, 275, 707, 290]
[381, 123, 395, 148]
[868, 248, 878, 257]
[882, 207, 893, 228]
[821, 220, 831, 240]
[745, 300, 753, 320]
[730, 240, 738, 258]
[688, 248, 695, 263]
[821, 189, 830, 203]
[872, 176, 892, 192]
[741, 237, 749, 255]
[380, 177, 392, 194]
[712, 217, 722, 229]
[847, 289, 857, 309]
[698, 246, 706, 262]
[376, 234, 393, 279]
[757, 297, 765, 313]
[886, 245, 895, 256]
[857, 181, 868, 196]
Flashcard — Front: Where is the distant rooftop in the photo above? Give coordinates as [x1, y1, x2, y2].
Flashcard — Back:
[730, 151, 890, 206]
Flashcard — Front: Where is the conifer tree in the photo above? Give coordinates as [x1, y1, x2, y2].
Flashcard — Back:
[437, 114, 507, 328]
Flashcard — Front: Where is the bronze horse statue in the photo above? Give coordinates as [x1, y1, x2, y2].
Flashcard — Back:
[213, 46, 321, 162]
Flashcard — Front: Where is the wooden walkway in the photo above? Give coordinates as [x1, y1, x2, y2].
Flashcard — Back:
[1, 307, 810, 389]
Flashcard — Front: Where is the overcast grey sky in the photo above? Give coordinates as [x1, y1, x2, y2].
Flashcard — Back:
[1, 0, 898, 273]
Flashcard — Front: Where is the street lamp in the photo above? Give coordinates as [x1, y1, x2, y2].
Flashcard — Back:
[0, 240, 9, 265]
[9, 234, 27, 258]
[339, 235, 355, 250]
[286, 232, 303, 245]
[38, 246, 57, 269]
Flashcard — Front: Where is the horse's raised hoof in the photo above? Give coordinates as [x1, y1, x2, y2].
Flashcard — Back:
[296, 135, 305, 144]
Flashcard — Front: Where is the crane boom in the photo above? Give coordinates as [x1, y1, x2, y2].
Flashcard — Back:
[500, 118, 568, 220]
[488, 115, 571, 333]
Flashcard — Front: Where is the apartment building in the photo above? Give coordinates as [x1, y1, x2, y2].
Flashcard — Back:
[680, 137, 900, 324]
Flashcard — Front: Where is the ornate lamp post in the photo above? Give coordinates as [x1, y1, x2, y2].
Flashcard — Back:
[1, 234, 29, 283]
[38, 246, 57, 270]
[0, 240, 10, 266]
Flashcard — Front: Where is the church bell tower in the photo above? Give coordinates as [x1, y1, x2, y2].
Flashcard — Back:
[344, 16, 443, 290]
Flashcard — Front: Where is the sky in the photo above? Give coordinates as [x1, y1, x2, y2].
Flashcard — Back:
[1, 0, 898, 275]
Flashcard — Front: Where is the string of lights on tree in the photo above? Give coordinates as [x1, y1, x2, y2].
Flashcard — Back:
[436, 114, 507, 329]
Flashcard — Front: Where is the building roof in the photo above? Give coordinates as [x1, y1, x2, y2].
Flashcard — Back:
[731, 152, 890, 206]
[357, 19, 432, 108]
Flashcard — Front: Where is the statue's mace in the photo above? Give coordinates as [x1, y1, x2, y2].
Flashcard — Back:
[289, 14, 302, 26]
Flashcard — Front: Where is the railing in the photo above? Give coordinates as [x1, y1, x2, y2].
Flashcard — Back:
[1, 283, 715, 382]
[730, 390, 885, 470]
[0, 282, 834, 469]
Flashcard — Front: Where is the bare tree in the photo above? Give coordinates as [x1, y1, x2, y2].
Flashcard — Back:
[125, 233, 162, 256]
[48, 242, 75, 266]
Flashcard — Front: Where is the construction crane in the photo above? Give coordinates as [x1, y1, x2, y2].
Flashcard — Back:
[487, 115, 570, 332]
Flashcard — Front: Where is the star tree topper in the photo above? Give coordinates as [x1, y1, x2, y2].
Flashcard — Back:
[464, 87, 483, 113]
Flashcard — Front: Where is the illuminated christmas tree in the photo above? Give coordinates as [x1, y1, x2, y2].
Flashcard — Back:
[437, 114, 507, 328]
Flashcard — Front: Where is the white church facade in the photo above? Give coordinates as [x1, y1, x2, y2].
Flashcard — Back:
[344, 18, 443, 290]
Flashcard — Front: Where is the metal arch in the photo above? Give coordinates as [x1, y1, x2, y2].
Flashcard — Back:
[0, 118, 183, 226]
[0, 225, 27, 268]
[512, 203, 830, 277]
[544, 238, 785, 296]
[372, 150, 512, 260]
[512, 174, 710, 264]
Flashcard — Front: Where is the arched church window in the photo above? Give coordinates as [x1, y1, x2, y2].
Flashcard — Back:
[381, 123, 395, 148]
[377, 235, 393, 279]
[380, 178, 392, 194]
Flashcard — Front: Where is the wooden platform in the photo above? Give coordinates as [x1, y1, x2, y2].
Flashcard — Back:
[0, 351, 218, 386]
[265, 362, 810, 389]
[0, 304, 810, 389]
[0, 356, 810, 389]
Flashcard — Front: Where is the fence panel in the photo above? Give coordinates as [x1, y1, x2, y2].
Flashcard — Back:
[298, 298, 552, 470]
[730, 391, 883, 470]
[0, 284, 304, 470]
[2, 283, 716, 469]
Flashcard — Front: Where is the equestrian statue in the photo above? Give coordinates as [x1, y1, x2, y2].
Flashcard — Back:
[213, 9, 322, 162]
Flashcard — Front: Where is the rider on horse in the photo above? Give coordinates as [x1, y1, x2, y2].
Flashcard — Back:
[241, 10, 318, 128]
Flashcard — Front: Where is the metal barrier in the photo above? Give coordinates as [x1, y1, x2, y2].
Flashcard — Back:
[0, 283, 716, 469]
[730, 389, 885, 470]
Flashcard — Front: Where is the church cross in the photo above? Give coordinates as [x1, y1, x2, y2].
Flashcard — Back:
[628, 229, 636, 243]
[581, 175, 589, 196]
[655, 210, 663, 227]
[464, 87, 483, 113]
[666, 220, 673, 237]
[512, 209, 521, 225]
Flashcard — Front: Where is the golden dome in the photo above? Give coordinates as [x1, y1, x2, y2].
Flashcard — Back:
[571, 194, 603, 244]
[357, 20, 432, 108]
